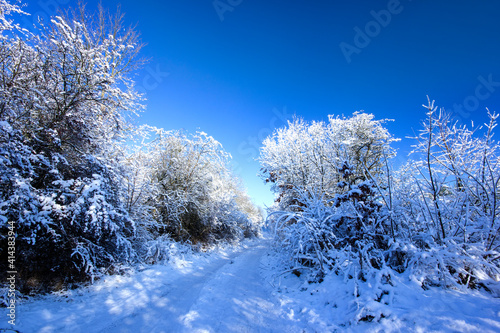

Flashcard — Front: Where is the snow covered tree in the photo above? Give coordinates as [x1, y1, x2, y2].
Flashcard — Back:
[263, 113, 397, 283]
[264, 101, 500, 295]
[143, 129, 262, 244]
[392, 99, 500, 289]
[120, 127, 262, 248]
[0, 2, 144, 158]
[0, 1, 144, 292]
[260, 113, 397, 210]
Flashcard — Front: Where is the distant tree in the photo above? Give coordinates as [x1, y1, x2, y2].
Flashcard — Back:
[123, 128, 263, 245]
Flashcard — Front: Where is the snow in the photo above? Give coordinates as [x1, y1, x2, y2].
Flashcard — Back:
[2, 238, 294, 333]
[262, 254, 500, 332]
[2, 236, 500, 332]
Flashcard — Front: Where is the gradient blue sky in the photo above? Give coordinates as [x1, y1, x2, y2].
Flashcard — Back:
[22, 0, 500, 208]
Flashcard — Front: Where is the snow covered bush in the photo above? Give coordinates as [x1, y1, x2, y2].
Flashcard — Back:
[137, 129, 262, 245]
[260, 113, 397, 210]
[269, 176, 390, 279]
[268, 186, 395, 322]
[0, 4, 144, 159]
[0, 2, 145, 293]
[391, 99, 500, 289]
[0, 122, 135, 293]
[263, 101, 500, 324]
[262, 113, 396, 277]
[139, 234, 191, 265]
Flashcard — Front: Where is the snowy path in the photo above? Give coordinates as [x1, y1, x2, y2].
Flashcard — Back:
[5, 237, 500, 332]
[7, 238, 305, 333]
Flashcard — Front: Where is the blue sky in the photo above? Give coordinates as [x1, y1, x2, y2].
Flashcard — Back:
[21, 0, 500, 208]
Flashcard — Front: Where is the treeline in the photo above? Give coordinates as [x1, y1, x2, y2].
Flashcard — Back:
[261, 101, 500, 322]
[0, 2, 262, 294]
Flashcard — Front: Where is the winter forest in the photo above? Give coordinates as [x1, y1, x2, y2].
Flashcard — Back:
[1, 1, 500, 332]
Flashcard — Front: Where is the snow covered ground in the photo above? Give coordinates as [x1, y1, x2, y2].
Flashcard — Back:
[261, 253, 500, 332]
[2, 236, 500, 332]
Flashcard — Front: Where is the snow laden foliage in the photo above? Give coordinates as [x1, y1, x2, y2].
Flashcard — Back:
[261, 105, 500, 323]
[0, 0, 26, 32]
[0, 3, 144, 160]
[123, 128, 263, 251]
[0, 1, 262, 294]
[394, 99, 500, 290]
[0, 3, 145, 293]
[0, 122, 135, 293]
[0, 3, 133, 292]
[0, 1, 262, 295]
[260, 113, 397, 210]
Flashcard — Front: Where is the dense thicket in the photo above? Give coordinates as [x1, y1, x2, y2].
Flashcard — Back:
[260, 113, 398, 210]
[261, 101, 500, 321]
[0, 1, 262, 294]
[124, 129, 262, 247]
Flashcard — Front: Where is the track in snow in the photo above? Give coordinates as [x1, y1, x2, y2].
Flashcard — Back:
[9, 238, 306, 333]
